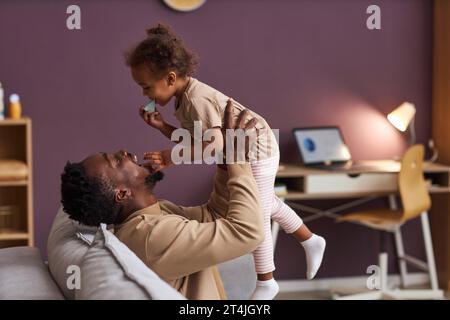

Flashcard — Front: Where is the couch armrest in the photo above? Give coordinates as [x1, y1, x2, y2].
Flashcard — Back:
[0, 246, 65, 299]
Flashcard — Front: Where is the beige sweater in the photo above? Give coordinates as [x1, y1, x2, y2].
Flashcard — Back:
[114, 164, 263, 299]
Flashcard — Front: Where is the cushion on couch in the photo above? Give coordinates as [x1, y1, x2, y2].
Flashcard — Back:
[46, 207, 97, 299]
[0, 246, 64, 299]
[218, 254, 256, 300]
[76, 224, 185, 300]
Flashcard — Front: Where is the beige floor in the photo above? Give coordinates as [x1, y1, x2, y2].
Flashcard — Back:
[275, 290, 332, 300]
[275, 289, 450, 300]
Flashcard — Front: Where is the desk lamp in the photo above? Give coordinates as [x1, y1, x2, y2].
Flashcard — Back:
[387, 102, 416, 144]
[388, 102, 438, 162]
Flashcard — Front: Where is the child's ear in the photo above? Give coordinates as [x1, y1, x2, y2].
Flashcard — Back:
[167, 71, 177, 86]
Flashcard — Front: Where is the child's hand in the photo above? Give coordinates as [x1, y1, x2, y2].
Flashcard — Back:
[143, 149, 173, 172]
[139, 105, 165, 130]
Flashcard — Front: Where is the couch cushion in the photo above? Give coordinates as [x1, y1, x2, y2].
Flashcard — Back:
[218, 254, 256, 300]
[76, 224, 185, 300]
[47, 207, 97, 299]
[0, 246, 64, 299]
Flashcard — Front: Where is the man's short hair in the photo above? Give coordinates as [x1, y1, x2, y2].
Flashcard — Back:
[60, 161, 122, 226]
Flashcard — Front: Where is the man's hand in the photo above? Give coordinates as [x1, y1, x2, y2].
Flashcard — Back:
[142, 149, 173, 172]
[139, 106, 165, 130]
[220, 99, 258, 167]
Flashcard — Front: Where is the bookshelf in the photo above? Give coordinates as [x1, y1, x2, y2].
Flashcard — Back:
[0, 118, 33, 248]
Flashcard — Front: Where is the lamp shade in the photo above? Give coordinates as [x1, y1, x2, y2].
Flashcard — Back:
[387, 102, 416, 132]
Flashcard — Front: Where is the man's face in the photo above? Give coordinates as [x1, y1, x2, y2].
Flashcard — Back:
[82, 149, 150, 190]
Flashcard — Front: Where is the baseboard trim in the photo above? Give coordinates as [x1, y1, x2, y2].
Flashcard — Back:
[278, 273, 430, 292]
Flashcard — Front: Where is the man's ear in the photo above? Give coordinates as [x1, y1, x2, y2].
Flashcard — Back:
[115, 188, 131, 203]
[167, 71, 177, 86]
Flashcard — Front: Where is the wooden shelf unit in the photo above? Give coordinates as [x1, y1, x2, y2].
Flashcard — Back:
[0, 117, 33, 248]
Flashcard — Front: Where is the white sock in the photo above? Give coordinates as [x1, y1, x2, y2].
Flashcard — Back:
[301, 234, 326, 280]
[250, 278, 279, 300]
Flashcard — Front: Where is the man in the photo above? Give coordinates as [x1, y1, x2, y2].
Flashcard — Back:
[60, 102, 264, 299]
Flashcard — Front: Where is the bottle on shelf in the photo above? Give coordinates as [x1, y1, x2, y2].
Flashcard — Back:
[8, 93, 22, 119]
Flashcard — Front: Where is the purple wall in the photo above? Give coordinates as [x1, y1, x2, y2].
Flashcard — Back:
[0, 0, 432, 279]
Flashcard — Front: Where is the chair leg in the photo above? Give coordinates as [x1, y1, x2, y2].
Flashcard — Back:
[393, 227, 408, 288]
[420, 212, 440, 290]
[379, 252, 388, 291]
[333, 252, 388, 300]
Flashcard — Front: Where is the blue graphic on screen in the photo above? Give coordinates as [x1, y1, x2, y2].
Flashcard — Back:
[303, 138, 316, 152]
[294, 128, 351, 164]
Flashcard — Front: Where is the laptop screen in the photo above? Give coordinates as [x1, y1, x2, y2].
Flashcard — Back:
[293, 127, 351, 165]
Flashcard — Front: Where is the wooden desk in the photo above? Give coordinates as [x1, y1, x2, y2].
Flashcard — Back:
[276, 161, 450, 200]
[273, 161, 450, 289]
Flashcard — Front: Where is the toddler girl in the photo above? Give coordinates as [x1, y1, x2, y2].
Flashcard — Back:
[125, 24, 326, 300]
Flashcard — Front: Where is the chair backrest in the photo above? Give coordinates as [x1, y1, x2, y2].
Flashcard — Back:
[399, 144, 431, 221]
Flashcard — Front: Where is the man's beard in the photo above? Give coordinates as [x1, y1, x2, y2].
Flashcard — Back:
[144, 171, 164, 190]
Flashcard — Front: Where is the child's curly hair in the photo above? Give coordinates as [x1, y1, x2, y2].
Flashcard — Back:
[125, 23, 198, 78]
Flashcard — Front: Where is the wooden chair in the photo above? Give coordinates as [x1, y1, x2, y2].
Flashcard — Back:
[333, 145, 443, 299]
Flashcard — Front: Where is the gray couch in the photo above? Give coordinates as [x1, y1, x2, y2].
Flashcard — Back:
[0, 208, 256, 300]
[0, 246, 65, 299]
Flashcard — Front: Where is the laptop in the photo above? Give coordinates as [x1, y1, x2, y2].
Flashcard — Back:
[293, 126, 400, 171]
